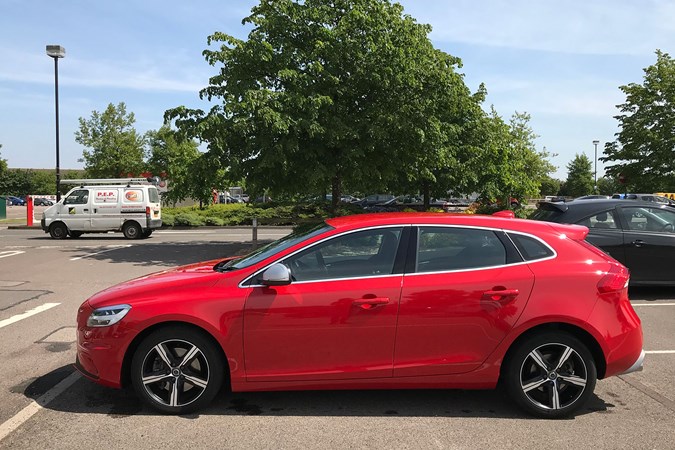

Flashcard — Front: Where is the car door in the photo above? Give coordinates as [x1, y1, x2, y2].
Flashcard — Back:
[578, 208, 626, 265]
[394, 226, 534, 377]
[619, 206, 675, 283]
[61, 189, 91, 231]
[243, 227, 407, 382]
[91, 188, 121, 229]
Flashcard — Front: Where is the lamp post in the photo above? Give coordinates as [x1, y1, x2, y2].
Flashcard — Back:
[592, 140, 599, 194]
[46, 45, 65, 201]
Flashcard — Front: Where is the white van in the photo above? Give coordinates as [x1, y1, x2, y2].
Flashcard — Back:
[41, 178, 162, 239]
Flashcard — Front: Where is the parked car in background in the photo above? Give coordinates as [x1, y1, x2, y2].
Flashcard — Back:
[366, 195, 452, 212]
[532, 198, 675, 285]
[7, 196, 26, 206]
[75, 212, 643, 418]
[611, 193, 675, 205]
[354, 194, 396, 208]
[33, 197, 54, 206]
[575, 195, 610, 200]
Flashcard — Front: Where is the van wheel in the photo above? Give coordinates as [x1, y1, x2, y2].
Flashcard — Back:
[123, 222, 142, 239]
[49, 223, 68, 239]
[69, 231, 83, 238]
[141, 230, 153, 239]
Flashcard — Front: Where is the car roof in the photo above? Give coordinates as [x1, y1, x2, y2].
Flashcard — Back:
[324, 212, 586, 238]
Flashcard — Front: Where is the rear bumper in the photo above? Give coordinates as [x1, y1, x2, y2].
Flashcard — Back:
[618, 349, 645, 375]
[147, 218, 162, 229]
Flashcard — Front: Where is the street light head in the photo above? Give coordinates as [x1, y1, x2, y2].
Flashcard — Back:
[46, 45, 66, 58]
[592, 140, 600, 145]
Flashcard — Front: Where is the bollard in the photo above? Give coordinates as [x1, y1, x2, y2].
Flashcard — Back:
[252, 217, 258, 250]
[27, 195, 33, 227]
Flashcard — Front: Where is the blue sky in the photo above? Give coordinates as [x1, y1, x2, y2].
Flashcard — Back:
[1, 0, 673, 180]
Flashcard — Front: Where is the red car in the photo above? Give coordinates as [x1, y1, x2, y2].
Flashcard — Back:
[75, 213, 644, 418]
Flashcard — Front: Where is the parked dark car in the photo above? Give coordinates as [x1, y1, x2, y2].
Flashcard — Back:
[354, 194, 396, 208]
[532, 199, 675, 285]
[7, 196, 26, 206]
[33, 197, 54, 206]
[367, 196, 452, 212]
[611, 193, 675, 205]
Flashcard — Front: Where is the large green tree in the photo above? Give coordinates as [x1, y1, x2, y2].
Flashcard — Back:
[602, 50, 675, 192]
[167, 0, 485, 211]
[146, 125, 202, 205]
[75, 102, 146, 178]
[562, 153, 594, 197]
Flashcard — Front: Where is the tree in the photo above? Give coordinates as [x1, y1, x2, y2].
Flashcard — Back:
[564, 154, 594, 198]
[0, 145, 7, 180]
[596, 176, 622, 196]
[146, 125, 201, 205]
[602, 50, 675, 192]
[539, 176, 562, 197]
[167, 0, 485, 212]
[75, 102, 146, 178]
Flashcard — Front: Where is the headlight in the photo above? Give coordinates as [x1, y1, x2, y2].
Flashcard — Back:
[87, 304, 131, 327]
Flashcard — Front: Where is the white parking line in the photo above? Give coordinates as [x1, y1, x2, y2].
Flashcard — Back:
[0, 251, 25, 259]
[0, 371, 81, 442]
[645, 350, 675, 354]
[0, 303, 60, 329]
[70, 245, 132, 261]
[632, 303, 675, 307]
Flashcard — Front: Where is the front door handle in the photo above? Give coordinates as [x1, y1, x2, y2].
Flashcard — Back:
[83, 209, 89, 212]
[352, 297, 390, 310]
[632, 240, 645, 247]
[482, 288, 520, 302]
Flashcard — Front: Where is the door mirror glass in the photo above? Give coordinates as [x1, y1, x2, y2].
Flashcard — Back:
[261, 263, 292, 286]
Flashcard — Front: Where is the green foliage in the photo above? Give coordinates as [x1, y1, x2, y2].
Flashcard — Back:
[563, 154, 594, 197]
[539, 176, 562, 196]
[602, 50, 675, 192]
[596, 176, 622, 196]
[76, 102, 146, 177]
[166, 0, 491, 212]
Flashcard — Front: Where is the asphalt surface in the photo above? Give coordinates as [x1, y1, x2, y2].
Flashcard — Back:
[0, 226, 674, 449]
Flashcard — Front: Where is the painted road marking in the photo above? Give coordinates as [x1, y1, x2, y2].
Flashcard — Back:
[0, 251, 25, 259]
[0, 303, 60, 329]
[645, 350, 675, 354]
[70, 245, 132, 261]
[0, 371, 81, 442]
[632, 303, 675, 307]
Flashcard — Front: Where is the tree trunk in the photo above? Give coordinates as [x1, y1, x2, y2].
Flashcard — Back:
[422, 181, 431, 211]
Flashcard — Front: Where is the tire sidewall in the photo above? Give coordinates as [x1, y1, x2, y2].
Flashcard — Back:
[504, 332, 597, 419]
[130, 326, 225, 414]
[49, 223, 68, 239]
[123, 222, 141, 239]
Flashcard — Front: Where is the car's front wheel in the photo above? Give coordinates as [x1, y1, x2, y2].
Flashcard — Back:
[49, 223, 68, 239]
[130, 326, 224, 414]
[504, 332, 597, 419]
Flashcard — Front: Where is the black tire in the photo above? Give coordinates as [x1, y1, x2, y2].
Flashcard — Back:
[503, 332, 597, 419]
[69, 230, 83, 238]
[130, 326, 224, 414]
[141, 229, 153, 238]
[123, 221, 142, 239]
[49, 222, 68, 239]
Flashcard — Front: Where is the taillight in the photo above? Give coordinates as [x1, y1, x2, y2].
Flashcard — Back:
[145, 206, 151, 217]
[597, 263, 630, 293]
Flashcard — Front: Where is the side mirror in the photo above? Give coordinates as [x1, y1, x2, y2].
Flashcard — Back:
[261, 263, 291, 286]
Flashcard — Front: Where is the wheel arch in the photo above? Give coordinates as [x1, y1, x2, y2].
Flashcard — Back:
[120, 321, 230, 389]
[49, 220, 68, 231]
[500, 322, 607, 381]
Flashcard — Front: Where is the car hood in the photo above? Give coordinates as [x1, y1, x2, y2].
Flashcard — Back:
[86, 258, 236, 308]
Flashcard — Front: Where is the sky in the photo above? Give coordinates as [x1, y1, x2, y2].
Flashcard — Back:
[1, 0, 674, 180]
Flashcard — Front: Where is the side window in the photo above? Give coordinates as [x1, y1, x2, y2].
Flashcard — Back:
[64, 189, 89, 205]
[581, 210, 619, 230]
[283, 228, 402, 282]
[623, 207, 675, 233]
[508, 233, 554, 261]
[416, 227, 506, 272]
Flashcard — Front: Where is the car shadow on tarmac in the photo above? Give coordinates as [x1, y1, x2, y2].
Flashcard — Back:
[23, 365, 614, 420]
[57, 241, 262, 267]
[629, 286, 675, 301]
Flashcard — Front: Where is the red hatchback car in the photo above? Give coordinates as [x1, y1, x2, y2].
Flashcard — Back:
[75, 213, 644, 418]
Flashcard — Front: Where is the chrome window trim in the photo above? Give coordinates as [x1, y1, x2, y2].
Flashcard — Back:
[238, 224, 406, 288]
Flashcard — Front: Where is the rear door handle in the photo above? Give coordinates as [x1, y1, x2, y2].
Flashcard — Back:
[632, 240, 645, 247]
[482, 288, 520, 302]
[353, 297, 390, 310]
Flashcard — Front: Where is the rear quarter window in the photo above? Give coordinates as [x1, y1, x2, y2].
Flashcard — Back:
[148, 187, 160, 203]
[531, 208, 563, 222]
[508, 233, 554, 261]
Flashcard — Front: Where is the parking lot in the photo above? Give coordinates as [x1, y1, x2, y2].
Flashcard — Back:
[0, 227, 674, 448]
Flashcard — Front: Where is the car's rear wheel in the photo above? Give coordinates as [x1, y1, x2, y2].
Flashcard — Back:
[69, 230, 83, 238]
[504, 332, 596, 419]
[49, 223, 68, 239]
[141, 229, 153, 238]
[123, 222, 141, 239]
[130, 327, 224, 414]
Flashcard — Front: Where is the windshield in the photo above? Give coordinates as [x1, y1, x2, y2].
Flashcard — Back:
[215, 222, 333, 271]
